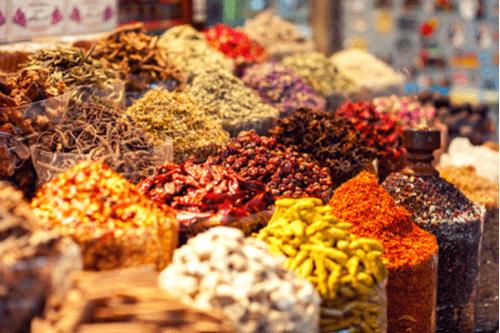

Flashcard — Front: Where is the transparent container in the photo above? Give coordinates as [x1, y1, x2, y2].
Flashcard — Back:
[321, 278, 387, 333]
[31, 138, 173, 187]
[68, 80, 126, 112]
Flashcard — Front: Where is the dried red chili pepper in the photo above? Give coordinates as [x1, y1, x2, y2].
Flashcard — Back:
[138, 158, 275, 243]
[203, 24, 267, 74]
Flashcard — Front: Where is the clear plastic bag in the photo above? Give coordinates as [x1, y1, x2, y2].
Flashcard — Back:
[68, 80, 125, 112]
[31, 138, 173, 187]
[320, 278, 387, 333]
[0, 231, 82, 333]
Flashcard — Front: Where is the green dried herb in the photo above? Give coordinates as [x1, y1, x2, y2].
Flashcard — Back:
[126, 89, 229, 163]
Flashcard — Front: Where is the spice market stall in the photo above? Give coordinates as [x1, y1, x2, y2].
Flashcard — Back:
[0, 17, 497, 333]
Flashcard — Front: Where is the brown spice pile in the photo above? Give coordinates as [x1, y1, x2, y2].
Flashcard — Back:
[30, 161, 178, 271]
[270, 109, 376, 190]
[93, 24, 185, 92]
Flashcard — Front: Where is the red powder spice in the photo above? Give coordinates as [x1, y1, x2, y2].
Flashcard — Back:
[329, 171, 438, 333]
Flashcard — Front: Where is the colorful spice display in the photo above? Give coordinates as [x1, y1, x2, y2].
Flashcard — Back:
[203, 24, 267, 70]
[242, 9, 315, 59]
[330, 171, 438, 333]
[138, 159, 275, 242]
[33, 103, 166, 185]
[241, 61, 326, 116]
[92, 24, 185, 93]
[336, 101, 406, 180]
[382, 173, 485, 333]
[158, 25, 234, 79]
[159, 227, 321, 333]
[126, 89, 229, 163]
[256, 198, 388, 333]
[212, 130, 333, 202]
[183, 69, 280, 137]
[281, 52, 355, 97]
[0, 181, 82, 333]
[30, 161, 179, 271]
[33, 265, 236, 333]
[270, 109, 376, 190]
[437, 165, 499, 332]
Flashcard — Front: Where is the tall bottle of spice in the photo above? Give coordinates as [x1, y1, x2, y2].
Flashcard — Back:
[382, 128, 485, 333]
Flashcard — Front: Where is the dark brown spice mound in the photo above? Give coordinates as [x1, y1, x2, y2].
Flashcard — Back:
[212, 130, 333, 203]
[270, 109, 375, 190]
[92, 23, 185, 93]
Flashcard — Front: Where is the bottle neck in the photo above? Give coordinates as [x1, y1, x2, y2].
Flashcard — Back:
[402, 148, 439, 177]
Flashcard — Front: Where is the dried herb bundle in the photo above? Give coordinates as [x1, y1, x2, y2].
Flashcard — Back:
[270, 109, 376, 190]
[242, 61, 326, 116]
[183, 69, 279, 137]
[34, 104, 164, 184]
[126, 89, 229, 163]
[93, 24, 185, 93]
[158, 25, 234, 80]
[24, 46, 119, 88]
[24, 46, 122, 109]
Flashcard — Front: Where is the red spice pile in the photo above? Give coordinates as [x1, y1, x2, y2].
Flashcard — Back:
[203, 24, 267, 67]
[329, 171, 438, 333]
[336, 101, 406, 180]
[329, 171, 436, 269]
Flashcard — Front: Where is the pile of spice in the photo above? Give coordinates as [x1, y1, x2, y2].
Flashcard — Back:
[33, 103, 166, 185]
[0, 181, 82, 333]
[382, 172, 485, 333]
[437, 165, 499, 210]
[33, 265, 236, 333]
[212, 130, 333, 202]
[126, 89, 229, 163]
[329, 171, 438, 333]
[336, 101, 406, 180]
[92, 24, 185, 93]
[138, 159, 275, 242]
[158, 25, 234, 79]
[159, 227, 321, 333]
[330, 50, 405, 95]
[439, 137, 499, 182]
[437, 165, 499, 332]
[256, 198, 388, 333]
[24, 46, 123, 108]
[203, 24, 267, 71]
[183, 69, 280, 137]
[281, 52, 355, 97]
[270, 109, 376, 190]
[241, 61, 326, 116]
[242, 9, 314, 59]
[0, 68, 67, 196]
[30, 161, 179, 271]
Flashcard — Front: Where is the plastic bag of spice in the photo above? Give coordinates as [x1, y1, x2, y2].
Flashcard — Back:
[30, 138, 173, 187]
[69, 81, 125, 111]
